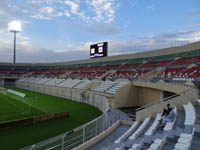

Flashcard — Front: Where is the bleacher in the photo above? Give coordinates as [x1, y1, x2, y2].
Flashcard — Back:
[0, 43, 199, 81]
[174, 128, 195, 150]
[74, 80, 91, 89]
[92, 81, 116, 92]
[147, 135, 167, 150]
[106, 82, 129, 94]
[91, 81, 129, 94]
[145, 113, 161, 136]
[92, 93, 200, 150]
[183, 102, 196, 126]
[1, 41, 200, 150]
[34, 78, 51, 85]
[56, 78, 81, 88]
[43, 78, 65, 86]
[129, 117, 151, 140]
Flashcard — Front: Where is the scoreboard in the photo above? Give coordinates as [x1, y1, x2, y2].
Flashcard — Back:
[90, 42, 108, 58]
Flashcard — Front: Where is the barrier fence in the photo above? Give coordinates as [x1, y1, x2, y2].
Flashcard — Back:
[2, 81, 113, 150]
[22, 112, 110, 150]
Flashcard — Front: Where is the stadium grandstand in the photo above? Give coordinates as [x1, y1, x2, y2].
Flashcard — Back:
[0, 41, 200, 150]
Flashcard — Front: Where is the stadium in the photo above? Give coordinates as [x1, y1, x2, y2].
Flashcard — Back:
[1, 1, 200, 150]
[0, 41, 200, 150]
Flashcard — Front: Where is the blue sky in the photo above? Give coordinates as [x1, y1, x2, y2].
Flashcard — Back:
[0, 0, 200, 63]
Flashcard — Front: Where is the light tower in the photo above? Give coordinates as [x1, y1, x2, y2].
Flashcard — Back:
[8, 21, 21, 64]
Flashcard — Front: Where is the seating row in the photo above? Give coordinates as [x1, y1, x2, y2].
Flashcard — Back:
[106, 82, 129, 94]
[129, 117, 151, 140]
[174, 128, 195, 150]
[114, 121, 139, 144]
[145, 113, 161, 136]
[128, 140, 144, 150]
[183, 102, 196, 125]
[147, 135, 167, 150]
[56, 79, 81, 88]
[74, 80, 91, 89]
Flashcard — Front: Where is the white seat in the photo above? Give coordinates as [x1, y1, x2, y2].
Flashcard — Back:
[178, 138, 192, 145]
[145, 114, 160, 136]
[131, 140, 144, 150]
[129, 117, 150, 140]
[183, 102, 196, 126]
[175, 143, 190, 150]
[115, 121, 139, 143]
[175, 128, 195, 150]
[150, 143, 160, 150]
[197, 99, 200, 105]
[148, 135, 167, 150]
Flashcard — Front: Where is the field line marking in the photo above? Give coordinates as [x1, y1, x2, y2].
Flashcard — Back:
[0, 111, 29, 119]
[4, 97, 30, 113]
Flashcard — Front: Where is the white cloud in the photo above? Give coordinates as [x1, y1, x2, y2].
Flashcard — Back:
[57, 12, 63, 17]
[86, 0, 117, 23]
[64, 0, 79, 14]
[43, 6, 54, 14]
[4, 0, 119, 23]
[31, 6, 55, 20]
[81, 23, 120, 35]
[130, 0, 137, 8]
[65, 10, 71, 17]
[1, 30, 200, 63]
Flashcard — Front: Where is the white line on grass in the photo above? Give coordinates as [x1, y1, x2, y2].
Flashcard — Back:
[3, 97, 30, 114]
[0, 111, 29, 119]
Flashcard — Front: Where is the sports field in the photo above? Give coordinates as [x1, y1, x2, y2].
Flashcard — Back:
[0, 88, 102, 150]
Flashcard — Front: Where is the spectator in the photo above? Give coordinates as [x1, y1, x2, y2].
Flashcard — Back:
[160, 108, 169, 125]
[160, 106, 176, 128]
[167, 103, 174, 112]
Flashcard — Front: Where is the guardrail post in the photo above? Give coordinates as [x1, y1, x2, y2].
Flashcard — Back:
[30, 145, 35, 150]
[62, 134, 66, 150]
[96, 119, 98, 136]
[102, 115, 105, 131]
[83, 125, 85, 143]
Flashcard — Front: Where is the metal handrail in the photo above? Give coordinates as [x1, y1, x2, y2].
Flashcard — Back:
[136, 88, 193, 112]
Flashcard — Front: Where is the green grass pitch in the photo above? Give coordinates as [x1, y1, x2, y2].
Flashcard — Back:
[0, 88, 102, 150]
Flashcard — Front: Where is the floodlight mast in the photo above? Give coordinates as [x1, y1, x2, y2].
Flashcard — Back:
[8, 21, 21, 64]
[10, 30, 19, 64]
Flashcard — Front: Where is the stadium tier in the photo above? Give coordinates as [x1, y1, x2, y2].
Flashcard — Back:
[0, 41, 200, 81]
[0, 41, 200, 150]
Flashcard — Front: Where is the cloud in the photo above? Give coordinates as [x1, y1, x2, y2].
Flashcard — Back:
[109, 30, 200, 55]
[188, 22, 200, 28]
[130, 0, 137, 8]
[184, 10, 200, 19]
[66, 22, 120, 35]
[64, 0, 79, 14]
[65, 10, 71, 17]
[31, 6, 56, 20]
[10, 0, 118, 23]
[43, 6, 54, 14]
[83, 23, 120, 35]
[1, 30, 200, 63]
[86, 0, 118, 23]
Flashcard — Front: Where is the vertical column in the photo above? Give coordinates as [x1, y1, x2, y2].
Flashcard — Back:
[82, 126, 85, 143]
[96, 119, 98, 136]
[13, 31, 16, 64]
[62, 134, 66, 150]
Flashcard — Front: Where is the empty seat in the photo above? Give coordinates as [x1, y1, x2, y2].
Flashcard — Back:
[129, 117, 151, 140]
[174, 128, 195, 150]
[145, 113, 161, 136]
[147, 135, 167, 150]
[115, 121, 139, 143]
[183, 102, 196, 125]
[129, 140, 144, 150]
